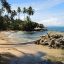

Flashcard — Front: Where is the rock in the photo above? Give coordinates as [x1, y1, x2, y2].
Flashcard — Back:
[60, 45, 64, 49]
[39, 39, 44, 45]
[51, 34, 63, 39]
[47, 33, 51, 38]
[40, 35, 49, 45]
[35, 33, 64, 49]
[59, 39, 64, 45]
[34, 39, 40, 45]
[40, 35, 46, 38]
[43, 41, 49, 45]
[49, 39, 55, 47]
[54, 40, 60, 48]
[56, 38, 64, 48]
[54, 61, 64, 64]
[40, 39, 48, 45]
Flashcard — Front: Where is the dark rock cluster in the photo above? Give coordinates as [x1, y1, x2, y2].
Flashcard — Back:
[35, 33, 64, 49]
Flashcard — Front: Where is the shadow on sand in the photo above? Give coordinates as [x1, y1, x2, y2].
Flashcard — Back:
[0, 51, 63, 64]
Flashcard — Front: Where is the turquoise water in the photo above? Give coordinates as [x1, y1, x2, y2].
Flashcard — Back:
[6, 26, 64, 43]
[7, 31, 47, 43]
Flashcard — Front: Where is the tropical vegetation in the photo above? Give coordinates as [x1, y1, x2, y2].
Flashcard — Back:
[0, 0, 44, 31]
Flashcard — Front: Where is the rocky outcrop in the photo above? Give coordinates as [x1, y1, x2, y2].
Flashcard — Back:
[35, 33, 64, 49]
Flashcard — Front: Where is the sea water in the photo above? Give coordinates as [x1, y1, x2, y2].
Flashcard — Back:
[48, 26, 64, 32]
[5, 26, 64, 43]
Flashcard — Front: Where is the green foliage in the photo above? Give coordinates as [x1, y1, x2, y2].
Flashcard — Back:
[27, 6, 34, 18]
[17, 7, 21, 13]
[1, 0, 11, 13]
[23, 7, 27, 20]
[20, 16, 40, 31]
[23, 7, 27, 14]
[11, 10, 17, 20]
[0, 7, 4, 16]
[21, 21, 34, 31]
[0, 0, 44, 31]
[0, 16, 10, 30]
[0, 16, 4, 30]
[11, 19, 23, 30]
[38, 24, 44, 28]
[17, 7, 21, 19]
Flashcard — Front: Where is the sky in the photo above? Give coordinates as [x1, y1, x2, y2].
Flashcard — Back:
[1, 0, 64, 26]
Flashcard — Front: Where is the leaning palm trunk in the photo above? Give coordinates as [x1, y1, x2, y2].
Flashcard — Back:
[18, 13, 20, 19]
[24, 13, 25, 20]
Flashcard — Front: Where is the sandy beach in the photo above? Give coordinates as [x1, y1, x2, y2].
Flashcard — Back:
[0, 31, 64, 64]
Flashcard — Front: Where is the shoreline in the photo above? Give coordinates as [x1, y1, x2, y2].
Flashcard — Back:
[0, 30, 64, 45]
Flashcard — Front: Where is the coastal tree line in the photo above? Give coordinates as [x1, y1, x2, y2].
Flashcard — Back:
[0, 0, 44, 31]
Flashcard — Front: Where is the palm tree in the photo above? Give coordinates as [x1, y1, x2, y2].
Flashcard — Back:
[17, 7, 21, 19]
[0, 9, 2, 16]
[23, 7, 27, 20]
[0, 7, 4, 16]
[1, 0, 11, 13]
[11, 10, 17, 20]
[27, 6, 34, 18]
